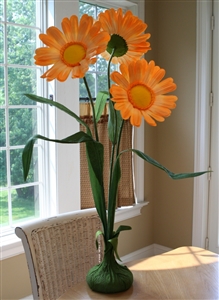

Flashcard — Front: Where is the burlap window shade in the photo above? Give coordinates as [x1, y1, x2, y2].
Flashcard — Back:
[80, 103, 135, 209]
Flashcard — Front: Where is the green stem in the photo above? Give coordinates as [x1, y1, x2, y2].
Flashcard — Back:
[107, 49, 115, 92]
[107, 49, 117, 149]
[83, 76, 99, 142]
[107, 49, 116, 208]
[107, 49, 123, 238]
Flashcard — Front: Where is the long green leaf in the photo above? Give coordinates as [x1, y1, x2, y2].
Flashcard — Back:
[109, 226, 132, 261]
[124, 148, 209, 180]
[108, 236, 120, 261]
[95, 230, 104, 249]
[95, 91, 108, 123]
[114, 225, 132, 237]
[22, 137, 37, 181]
[85, 141, 108, 241]
[107, 100, 123, 145]
[86, 140, 104, 187]
[22, 132, 94, 180]
[25, 94, 92, 136]
[107, 156, 121, 237]
[107, 100, 116, 144]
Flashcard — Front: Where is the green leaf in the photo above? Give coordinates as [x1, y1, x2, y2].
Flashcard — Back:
[95, 230, 104, 249]
[24, 94, 92, 136]
[107, 100, 123, 145]
[107, 156, 121, 237]
[108, 236, 121, 261]
[22, 132, 94, 181]
[95, 91, 108, 123]
[129, 149, 209, 180]
[22, 137, 37, 181]
[61, 132, 93, 143]
[107, 100, 115, 143]
[86, 140, 104, 187]
[108, 226, 132, 261]
[114, 225, 132, 237]
[85, 141, 108, 241]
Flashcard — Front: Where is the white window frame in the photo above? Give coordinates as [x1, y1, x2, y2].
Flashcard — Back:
[193, 0, 219, 254]
[209, 0, 219, 254]
[1, 0, 147, 260]
[0, 0, 54, 258]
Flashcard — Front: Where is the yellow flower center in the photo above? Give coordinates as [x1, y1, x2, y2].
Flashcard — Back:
[129, 84, 154, 110]
[61, 43, 86, 66]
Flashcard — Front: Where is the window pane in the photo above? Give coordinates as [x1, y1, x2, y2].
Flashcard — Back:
[1, 0, 46, 231]
[0, 109, 6, 146]
[9, 108, 37, 146]
[0, 190, 8, 226]
[0, 24, 4, 63]
[0, 66, 5, 105]
[7, 25, 38, 66]
[10, 147, 39, 185]
[97, 74, 107, 93]
[97, 6, 106, 14]
[8, 68, 38, 105]
[79, 3, 95, 18]
[0, 150, 7, 186]
[97, 57, 107, 73]
[0, 0, 4, 21]
[12, 185, 39, 223]
[80, 73, 95, 98]
[6, 0, 36, 26]
[88, 63, 96, 72]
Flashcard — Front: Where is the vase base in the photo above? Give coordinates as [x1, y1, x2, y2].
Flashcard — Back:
[86, 261, 133, 294]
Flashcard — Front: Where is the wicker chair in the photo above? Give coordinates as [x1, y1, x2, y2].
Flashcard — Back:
[15, 208, 103, 300]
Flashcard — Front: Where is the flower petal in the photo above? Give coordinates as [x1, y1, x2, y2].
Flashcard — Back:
[99, 8, 151, 64]
[109, 59, 177, 127]
[35, 14, 108, 81]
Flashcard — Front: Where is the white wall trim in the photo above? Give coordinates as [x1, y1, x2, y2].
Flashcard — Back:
[208, 0, 219, 254]
[115, 202, 149, 223]
[153, 244, 172, 256]
[192, 0, 212, 249]
[120, 244, 172, 264]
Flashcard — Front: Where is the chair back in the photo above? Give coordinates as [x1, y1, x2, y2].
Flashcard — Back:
[15, 208, 103, 300]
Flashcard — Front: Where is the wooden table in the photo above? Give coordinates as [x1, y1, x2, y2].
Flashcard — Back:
[58, 246, 219, 299]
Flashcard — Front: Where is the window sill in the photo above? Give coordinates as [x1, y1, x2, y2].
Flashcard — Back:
[114, 201, 149, 223]
[0, 202, 149, 260]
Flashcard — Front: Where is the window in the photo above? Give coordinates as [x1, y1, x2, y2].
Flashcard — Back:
[1, 0, 147, 259]
[0, 1, 47, 232]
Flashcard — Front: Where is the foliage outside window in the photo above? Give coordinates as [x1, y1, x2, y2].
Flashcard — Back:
[0, 0, 43, 229]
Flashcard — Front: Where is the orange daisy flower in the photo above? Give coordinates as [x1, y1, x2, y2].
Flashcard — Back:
[98, 8, 151, 64]
[34, 14, 110, 81]
[110, 60, 178, 127]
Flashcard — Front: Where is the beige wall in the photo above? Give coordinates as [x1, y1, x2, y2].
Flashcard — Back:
[1, 254, 32, 299]
[1, 1, 197, 299]
[145, 0, 197, 248]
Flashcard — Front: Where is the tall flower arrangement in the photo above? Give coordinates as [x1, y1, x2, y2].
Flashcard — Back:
[22, 9, 207, 294]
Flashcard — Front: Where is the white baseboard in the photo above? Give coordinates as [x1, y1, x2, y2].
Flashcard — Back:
[121, 243, 172, 263]
[153, 244, 172, 256]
